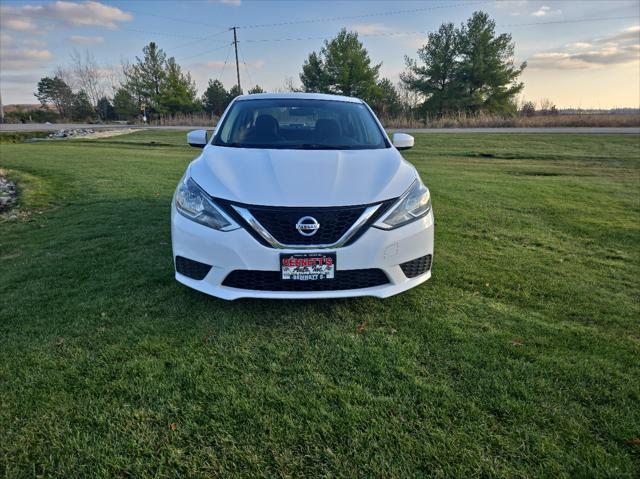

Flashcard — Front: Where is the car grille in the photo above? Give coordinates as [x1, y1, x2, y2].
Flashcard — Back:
[222, 269, 389, 291]
[216, 199, 396, 248]
[399, 254, 432, 278]
[175, 256, 212, 280]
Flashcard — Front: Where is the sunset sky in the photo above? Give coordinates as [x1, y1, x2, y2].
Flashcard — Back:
[1, 0, 639, 108]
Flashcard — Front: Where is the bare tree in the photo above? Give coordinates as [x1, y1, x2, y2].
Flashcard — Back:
[53, 65, 77, 91]
[69, 50, 107, 107]
[396, 80, 422, 112]
[280, 76, 301, 92]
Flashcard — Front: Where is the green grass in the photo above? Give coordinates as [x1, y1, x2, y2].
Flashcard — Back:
[1, 131, 639, 478]
[0, 131, 51, 144]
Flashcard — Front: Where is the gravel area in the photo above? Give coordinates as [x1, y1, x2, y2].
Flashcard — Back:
[0, 170, 18, 213]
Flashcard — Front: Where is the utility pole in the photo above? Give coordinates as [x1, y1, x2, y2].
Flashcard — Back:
[232, 27, 241, 93]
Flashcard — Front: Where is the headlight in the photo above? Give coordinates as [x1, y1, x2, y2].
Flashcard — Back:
[374, 179, 431, 230]
[174, 176, 239, 231]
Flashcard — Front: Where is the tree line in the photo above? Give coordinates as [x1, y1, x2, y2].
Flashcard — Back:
[29, 11, 536, 124]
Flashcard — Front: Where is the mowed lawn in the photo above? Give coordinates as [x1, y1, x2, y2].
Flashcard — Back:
[1, 131, 639, 478]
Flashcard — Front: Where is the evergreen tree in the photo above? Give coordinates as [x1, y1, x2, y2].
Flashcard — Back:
[96, 96, 116, 121]
[300, 29, 381, 102]
[34, 76, 74, 118]
[113, 87, 139, 120]
[71, 91, 95, 121]
[401, 11, 526, 116]
[248, 85, 265, 94]
[158, 57, 200, 114]
[202, 79, 229, 116]
[370, 78, 402, 117]
[123, 42, 167, 112]
[456, 11, 526, 113]
[300, 52, 326, 93]
[228, 84, 243, 101]
[401, 23, 462, 115]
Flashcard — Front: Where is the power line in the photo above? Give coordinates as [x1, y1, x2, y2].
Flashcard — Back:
[500, 15, 637, 27]
[241, 15, 638, 43]
[236, 0, 492, 29]
[238, 43, 254, 89]
[113, 6, 227, 29]
[178, 42, 233, 62]
[117, 26, 211, 40]
[168, 28, 231, 51]
[218, 44, 233, 82]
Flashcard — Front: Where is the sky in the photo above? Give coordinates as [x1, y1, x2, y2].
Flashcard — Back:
[1, 0, 639, 108]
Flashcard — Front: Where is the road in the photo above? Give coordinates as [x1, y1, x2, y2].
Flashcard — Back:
[1, 123, 638, 135]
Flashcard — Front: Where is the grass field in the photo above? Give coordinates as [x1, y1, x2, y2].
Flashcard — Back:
[1, 131, 639, 478]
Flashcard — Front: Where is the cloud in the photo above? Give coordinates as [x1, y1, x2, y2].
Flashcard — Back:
[349, 23, 391, 35]
[219, 0, 241, 5]
[0, 48, 52, 70]
[531, 5, 562, 17]
[0, 1, 132, 32]
[529, 25, 640, 70]
[71, 35, 104, 44]
[568, 42, 592, 49]
[1, 17, 38, 31]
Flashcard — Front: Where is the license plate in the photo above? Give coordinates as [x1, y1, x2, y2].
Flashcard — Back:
[280, 253, 336, 281]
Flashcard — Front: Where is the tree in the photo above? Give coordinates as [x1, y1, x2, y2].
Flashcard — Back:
[71, 91, 95, 121]
[69, 50, 106, 107]
[113, 87, 138, 120]
[456, 11, 526, 114]
[34, 76, 74, 118]
[520, 101, 536, 117]
[123, 42, 167, 112]
[402, 11, 526, 116]
[370, 78, 402, 117]
[300, 52, 326, 93]
[248, 85, 265, 94]
[158, 57, 200, 114]
[300, 29, 381, 102]
[228, 84, 243, 101]
[202, 79, 229, 116]
[401, 22, 462, 115]
[97, 97, 116, 121]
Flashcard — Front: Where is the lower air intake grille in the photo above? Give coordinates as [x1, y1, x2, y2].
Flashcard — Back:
[399, 255, 432, 278]
[175, 256, 212, 280]
[222, 269, 389, 292]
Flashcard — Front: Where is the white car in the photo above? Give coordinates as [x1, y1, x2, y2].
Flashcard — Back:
[171, 93, 434, 300]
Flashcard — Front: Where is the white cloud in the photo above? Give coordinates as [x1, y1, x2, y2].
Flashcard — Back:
[529, 25, 640, 70]
[71, 35, 104, 44]
[219, 0, 241, 5]
[0, 48, 52, 70]
[531, 5, 562, 17]
[568, 42, 592, 49]
[0, 1, 132, 32]
[1, 17, 38, 31]
[349, 23, 391, 35]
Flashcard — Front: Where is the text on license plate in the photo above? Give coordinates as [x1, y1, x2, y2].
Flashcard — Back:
[280, 253, 336, 281]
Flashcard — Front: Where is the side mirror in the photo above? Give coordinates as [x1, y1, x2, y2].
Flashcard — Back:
[392, 133, 414, 151]
[187, 129, 208, 148]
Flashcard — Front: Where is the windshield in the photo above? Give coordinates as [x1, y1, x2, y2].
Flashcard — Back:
[213, 98, 389, 150]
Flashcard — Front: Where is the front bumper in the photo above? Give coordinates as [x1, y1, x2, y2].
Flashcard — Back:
[171, 204, 434, 300]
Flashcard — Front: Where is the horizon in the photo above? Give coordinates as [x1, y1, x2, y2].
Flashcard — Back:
[1, 0, 639, 109]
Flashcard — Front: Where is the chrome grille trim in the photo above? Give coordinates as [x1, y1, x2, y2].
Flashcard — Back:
[231, 204, 382, 250]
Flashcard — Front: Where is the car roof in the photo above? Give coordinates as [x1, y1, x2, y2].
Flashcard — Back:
[233, 92, 364, 103]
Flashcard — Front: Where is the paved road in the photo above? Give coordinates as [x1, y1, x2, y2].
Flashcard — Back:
[1, 123, 638, 135]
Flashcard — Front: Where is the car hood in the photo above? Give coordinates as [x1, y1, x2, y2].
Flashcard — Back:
[189, 145, 417, 207]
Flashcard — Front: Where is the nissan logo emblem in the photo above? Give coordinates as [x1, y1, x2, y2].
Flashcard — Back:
[296, 216, 320, 237]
